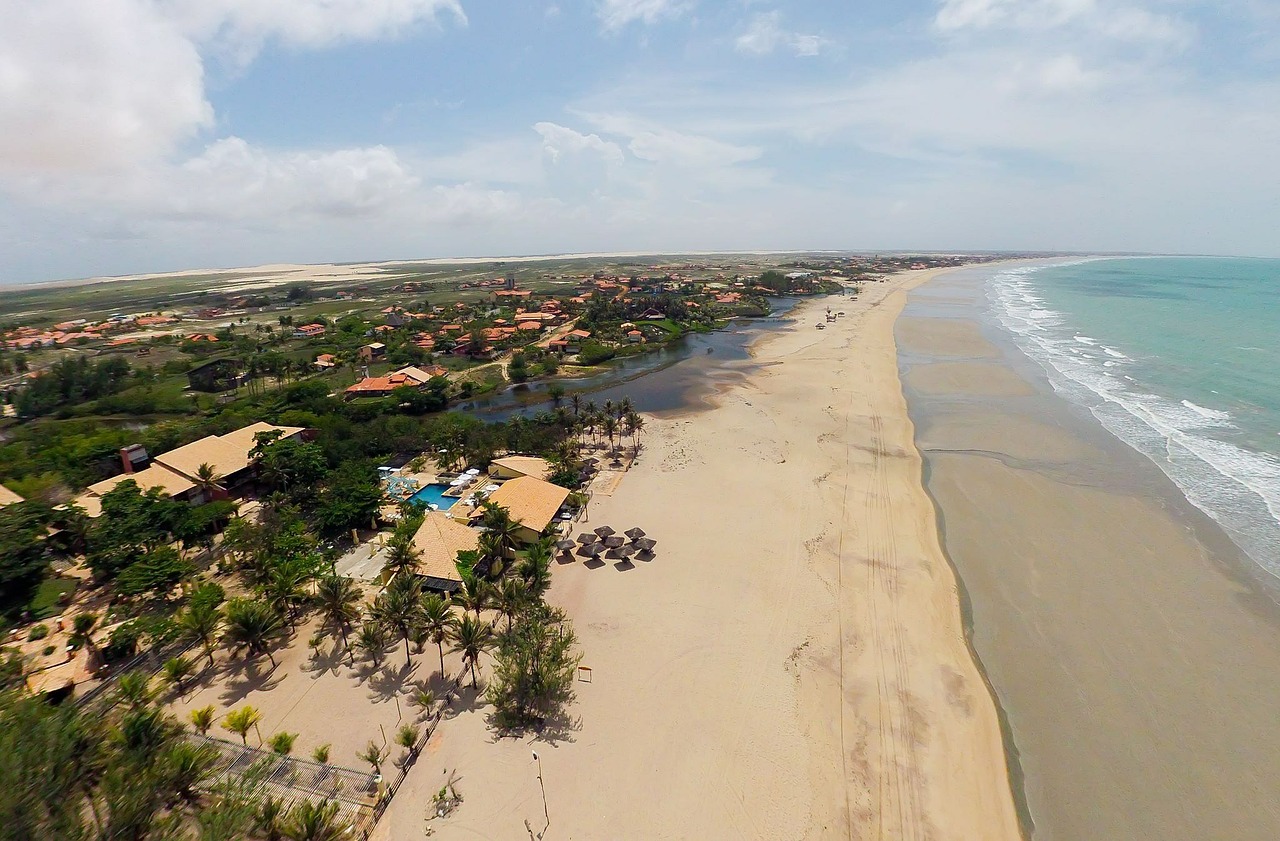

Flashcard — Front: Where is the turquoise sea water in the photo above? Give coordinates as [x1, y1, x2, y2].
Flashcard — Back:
[988, 257, 1280, 578]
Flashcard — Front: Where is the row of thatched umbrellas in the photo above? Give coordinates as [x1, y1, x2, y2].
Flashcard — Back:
[557, 525, 657, 563]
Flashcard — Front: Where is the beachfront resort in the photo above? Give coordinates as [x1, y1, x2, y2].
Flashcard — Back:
[0, 390, 657, 838]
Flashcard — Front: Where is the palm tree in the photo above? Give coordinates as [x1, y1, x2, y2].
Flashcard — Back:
[450, 614, 495, 689]
[222, 598, 284, 667]
[314, 575, 362, 661]
[601, 415, 618, 454]
[255, 796, 287, 841]
[177, 600, 223, 667]
[69, 612, 99, 663]
[478, 502, 522, 562]
[193, 462, 223, 501]
[454, 571, 491, 619]
[261, 557, 314, 625]
[160, 741, 219, 806]
[354, 621, 389, 666]
[625, 410, 644, 455]
[268, 732, 297, 755]
[493, 577, 529, 632]
[381, 535, 421, 579]
[190, 705, 215, 735]
[113, 670, 154, 709]
[569, 391, 584, 417]
[518, 539, 553, 602]
[283, 800, 345, 841]
[476, 530, 508, 576]
[420, 594, 455, 676]
[222, 705, 262, 745]
[161, 655, 197, 695]
[357, 741, 388, 778]
[370, 575, 423, 669]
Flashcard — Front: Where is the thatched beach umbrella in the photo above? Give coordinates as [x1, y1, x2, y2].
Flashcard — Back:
[624, 527, 646, 541]
[594, 525, 616, 538]
[584, 543, 604, 557]
[615, 544, 635, 558]
[577, 533, 598, 544]
[603, 535, 625, 549]
[556, 539, 577, 552]
[634, 537, 656, 552]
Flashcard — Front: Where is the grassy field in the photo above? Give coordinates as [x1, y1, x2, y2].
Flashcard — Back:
[27, 577, 77, 619]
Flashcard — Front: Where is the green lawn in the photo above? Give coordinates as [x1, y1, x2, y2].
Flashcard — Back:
[27, 577, 77, 619]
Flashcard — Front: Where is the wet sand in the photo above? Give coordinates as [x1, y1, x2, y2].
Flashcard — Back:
[900, 270, 1280, 840]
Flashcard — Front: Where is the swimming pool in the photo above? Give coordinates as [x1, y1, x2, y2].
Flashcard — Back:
[407, 483, 458, 511]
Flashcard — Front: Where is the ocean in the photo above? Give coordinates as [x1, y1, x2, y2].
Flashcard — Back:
[988, 257, 1280, 582]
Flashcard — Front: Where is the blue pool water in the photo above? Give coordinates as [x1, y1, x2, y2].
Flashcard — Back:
[407, 483, 458, 511]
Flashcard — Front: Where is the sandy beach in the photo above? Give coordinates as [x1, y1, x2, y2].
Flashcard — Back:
[376, 270, 1022, 839]
[900, 266, 1280, 840]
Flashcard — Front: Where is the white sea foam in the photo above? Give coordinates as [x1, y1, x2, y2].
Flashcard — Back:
[988, 264, 1280, 578]
[1182, 400, 1233, 422]
[1074, 336, 1098, 346]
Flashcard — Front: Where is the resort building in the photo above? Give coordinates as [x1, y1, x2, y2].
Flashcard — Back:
[87, 465, 198, 503]
[471, 476, 570, 544]
[410, 512, 478, 593]
[358, 342, 386, 362]
[488, 456, 553, 482]
[0, 485, 24, 509]
[344, 365, 448, 399]
[152, 422, 305, 494]
[314, 353, 337, 369]
[186, 358, 242, 393]
[292, 323, 326, 339]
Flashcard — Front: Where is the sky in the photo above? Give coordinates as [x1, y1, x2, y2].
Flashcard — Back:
[2, 0, 1279, 283]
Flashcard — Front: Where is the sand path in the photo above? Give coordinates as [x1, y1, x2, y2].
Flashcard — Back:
[377, 269, 1022, 839]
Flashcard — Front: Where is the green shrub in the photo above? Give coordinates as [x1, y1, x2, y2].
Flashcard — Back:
[27, 623, 49, 641]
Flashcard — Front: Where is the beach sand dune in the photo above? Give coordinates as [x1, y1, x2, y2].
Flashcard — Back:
[377, 270, 1021, 839]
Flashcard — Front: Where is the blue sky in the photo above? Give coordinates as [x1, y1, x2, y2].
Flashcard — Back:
[2, 0, 1278, 282]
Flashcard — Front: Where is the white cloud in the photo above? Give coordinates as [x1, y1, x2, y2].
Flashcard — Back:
[934, 0, 1193, 46]
[534, 122, 625, 166]
[533, 122, 625, 198]
[0, 0, 467, 175]
[170, 138, 421, 219]
[596, 0, 690, 32]
[0, 0, 212, 171]
[165, 0, 467, 54]
[583, 114, 762, 168]
[735, 11, 829, 57]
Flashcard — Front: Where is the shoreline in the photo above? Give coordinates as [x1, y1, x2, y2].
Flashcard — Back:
[377, 268, 1023, 839]
[899, 263, 1280, 839]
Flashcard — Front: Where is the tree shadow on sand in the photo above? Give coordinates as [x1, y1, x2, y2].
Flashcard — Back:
[366, 661, 418, 703]
[484, 707, 581, 747]
[302, 641, 351, 677]
[218, 658, 285, 705]
[440, 684, 487, 722]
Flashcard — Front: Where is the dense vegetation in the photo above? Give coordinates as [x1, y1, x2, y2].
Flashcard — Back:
[0, 686, 351, 840]
[12, 355, 135, 417]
